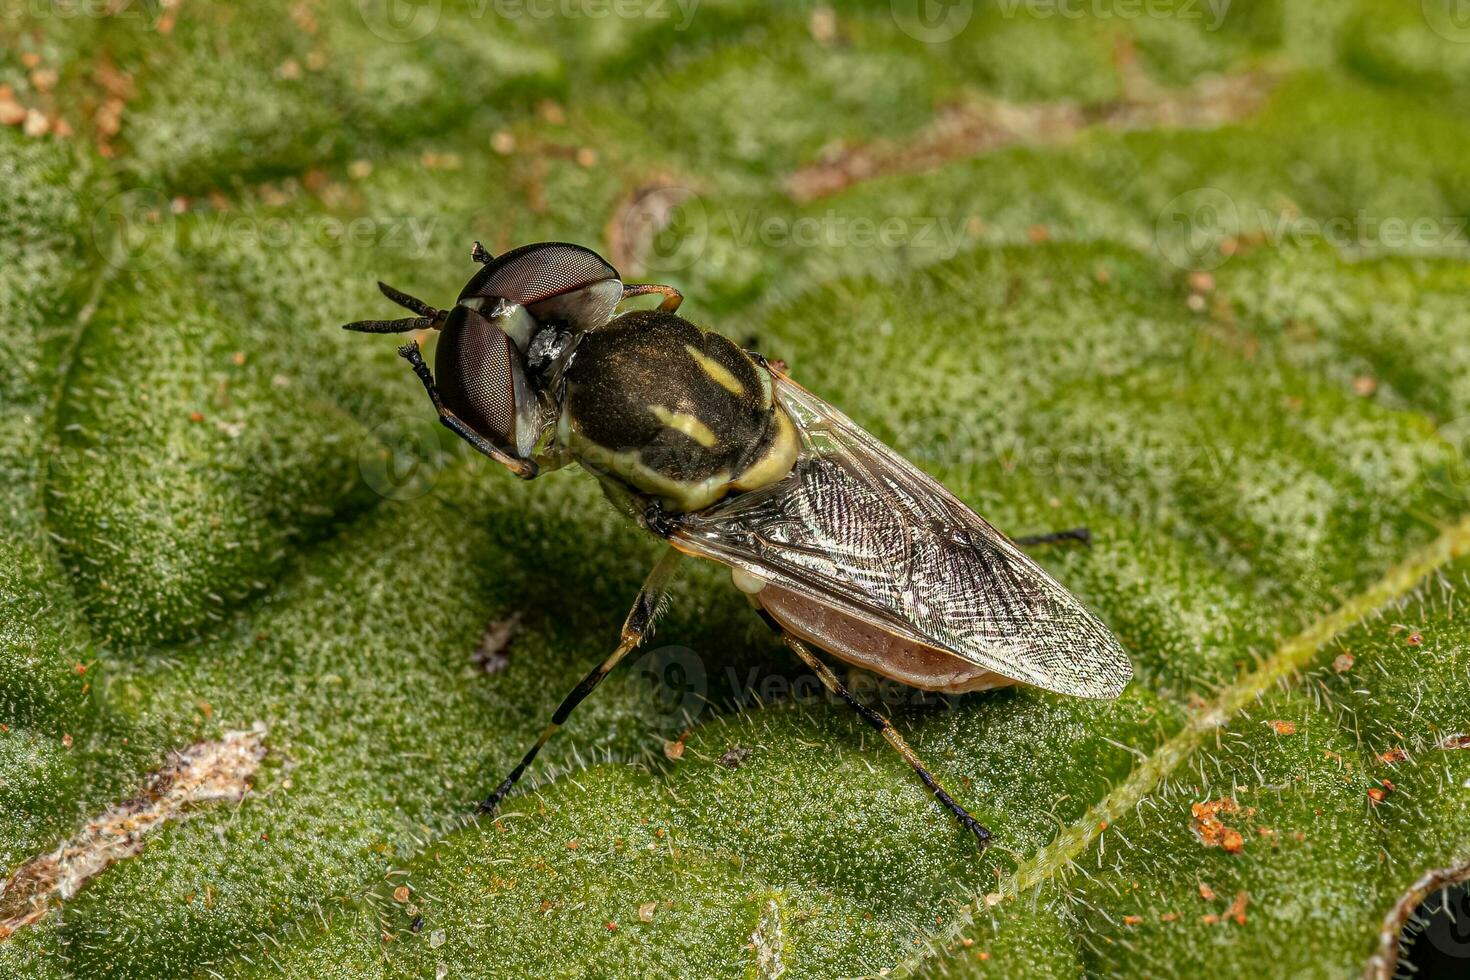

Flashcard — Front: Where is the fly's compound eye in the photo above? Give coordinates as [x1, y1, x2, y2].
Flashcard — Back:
[435, 307, 541, 458]
[459, 241, 623, 335]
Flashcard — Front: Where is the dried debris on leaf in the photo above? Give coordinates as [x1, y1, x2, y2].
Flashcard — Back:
[718, 746, 753, 770]
[1190, 798, 1245, 854]
[0, 727, 267, 941]
[784, 71, 1276, 201]
[472, 612, 523, 675]
[750, 899, 786, 980]
[663, 730, 690, 761]
[1225, 890, 1250, 926]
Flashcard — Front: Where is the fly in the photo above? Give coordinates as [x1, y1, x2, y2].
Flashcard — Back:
[343, 241, 1133, 847]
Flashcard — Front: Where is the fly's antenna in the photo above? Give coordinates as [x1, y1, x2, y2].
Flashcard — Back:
[342, 281, 447, 333]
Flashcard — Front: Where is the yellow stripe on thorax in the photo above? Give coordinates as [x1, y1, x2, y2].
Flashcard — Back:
[648, 404, 720, 448]
[684, 345, 747, 397]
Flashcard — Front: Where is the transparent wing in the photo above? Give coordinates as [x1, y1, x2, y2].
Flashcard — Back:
[669, 373, 1132, 699]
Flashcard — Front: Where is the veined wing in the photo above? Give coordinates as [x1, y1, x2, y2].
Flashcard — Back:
[668, 373, 1132, 699]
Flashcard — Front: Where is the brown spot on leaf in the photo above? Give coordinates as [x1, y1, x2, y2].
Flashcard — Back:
[1267, 720, 1297, 735]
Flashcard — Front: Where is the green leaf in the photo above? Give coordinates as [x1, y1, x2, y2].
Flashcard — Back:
[4, 2, 1470, 977]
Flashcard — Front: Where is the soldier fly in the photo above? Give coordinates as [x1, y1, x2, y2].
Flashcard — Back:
[343, 241, 1132, 846]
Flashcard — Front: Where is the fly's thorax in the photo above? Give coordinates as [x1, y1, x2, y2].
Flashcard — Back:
[556, 310, 798, 513]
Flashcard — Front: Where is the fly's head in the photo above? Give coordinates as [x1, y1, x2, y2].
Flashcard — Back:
[344, 241, 628, 463]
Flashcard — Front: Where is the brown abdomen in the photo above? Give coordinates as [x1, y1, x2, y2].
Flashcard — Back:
[756, 585, 1014, 694]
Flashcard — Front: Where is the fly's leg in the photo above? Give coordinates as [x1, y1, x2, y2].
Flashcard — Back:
[779, 631, 991, 848]
[742, 347, 790, 376]
[1013, 527, 1091, 547]
[397, 340, 539, 480]
[478, 546, 685, 815]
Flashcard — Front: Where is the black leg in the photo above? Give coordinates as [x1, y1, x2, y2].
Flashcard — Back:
[780, 633, 991, 848]
[397, 340, 539, 480]
[471, 241, 494, 264]
[478, 547, 684, 815]
[1012, 526, 1091, 548]
[621, 283, 683, 312]
[742, 348, 790, 376]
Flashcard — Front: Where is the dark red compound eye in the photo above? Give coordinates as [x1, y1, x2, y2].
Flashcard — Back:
[459, 242, 623, 333]
[434, 306, 538, 456]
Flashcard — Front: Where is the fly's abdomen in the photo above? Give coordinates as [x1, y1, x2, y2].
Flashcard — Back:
[558, 310, 798, 512]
